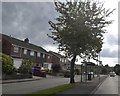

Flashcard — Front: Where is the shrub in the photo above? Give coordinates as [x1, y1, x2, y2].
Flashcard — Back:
[1, 53, 16, 75]
[74, 68, 80, 75]
[44, 68, 49, 73]
[59, 70, 68, 76]
[47, 70, 52, 75]
[51, 64, 61, 73]
[18, 59, 32, 74]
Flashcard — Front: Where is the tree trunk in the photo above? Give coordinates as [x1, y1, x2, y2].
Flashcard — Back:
[70, 55, 76, 83]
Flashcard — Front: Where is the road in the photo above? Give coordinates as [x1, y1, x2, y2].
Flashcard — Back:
[2, 75, 81, 94]
[94, 75, 119, 95]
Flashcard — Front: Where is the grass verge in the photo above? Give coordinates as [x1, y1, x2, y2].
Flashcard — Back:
[26, 83, 76, 96]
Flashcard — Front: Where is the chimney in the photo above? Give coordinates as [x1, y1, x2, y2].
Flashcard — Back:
[24, 38, 29, 43]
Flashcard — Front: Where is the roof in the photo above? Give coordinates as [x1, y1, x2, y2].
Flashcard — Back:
[49, 51, 65, 58]
[1, 33, 47, 53]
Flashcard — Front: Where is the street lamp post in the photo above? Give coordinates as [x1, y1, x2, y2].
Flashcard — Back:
[81, 64, 82, 82]
[98, 52, 101, 82]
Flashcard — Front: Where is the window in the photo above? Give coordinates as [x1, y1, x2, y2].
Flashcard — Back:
[30, 51, 34, 56]
[43, 54, 45, 58]
[62, 58, 64, 63]
[65, 59, 66, 63]
[60, 58, 62, 62]
[41, 53, 43, 57]
[44, 64, 48, 68]
[24, 49, 27, 54]
[14, 46, 19, 53]
[48, 56, 50, 59]
[37, 52, 41, 57]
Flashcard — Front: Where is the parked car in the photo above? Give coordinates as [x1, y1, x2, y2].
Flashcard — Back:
[109, 72, 116, 77]
[32, 66, 46, 77]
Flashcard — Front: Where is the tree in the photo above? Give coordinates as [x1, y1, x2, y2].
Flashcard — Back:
[18, 59, 32, 74]
[114, 64, 120, 75]
[1, 53, 16, 75]
[101, 66, 108, 74]
[48, 0, 115, 83]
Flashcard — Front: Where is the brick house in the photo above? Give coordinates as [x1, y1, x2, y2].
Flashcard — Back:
[43, 52, 52, 70]
[1, 33, 52, 69]
[49, 51, 70, 70]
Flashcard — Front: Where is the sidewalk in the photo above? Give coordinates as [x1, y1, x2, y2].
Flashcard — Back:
[1, 75, 55, 84]
[57, 75, 108, 95]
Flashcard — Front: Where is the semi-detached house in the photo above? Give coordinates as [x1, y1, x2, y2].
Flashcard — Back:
[49, 51, 71, 70]
[1, 33, 52, 70]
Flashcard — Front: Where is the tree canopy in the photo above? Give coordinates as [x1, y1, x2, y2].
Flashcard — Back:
[48, 0, 115, 83]
[1, 53, 16, 75]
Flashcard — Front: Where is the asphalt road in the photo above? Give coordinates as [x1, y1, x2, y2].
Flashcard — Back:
[2, 75, 81, 94]
[94, 75, 119, 95]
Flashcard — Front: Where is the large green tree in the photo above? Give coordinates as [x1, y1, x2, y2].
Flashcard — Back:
[48, 0, 115, 83]
[114, 64, 120, 75]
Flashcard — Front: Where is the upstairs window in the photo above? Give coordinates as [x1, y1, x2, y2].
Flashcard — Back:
[24, 49, 27, 54]
[65, 59, 67, 63]
[37, 52, 41, 57]
[48, 56, 50, 59]
[60, 58, 62, 62]
[41, 53, 45, 58]
[13, 46, 19, 53]
[43, 54, 45, 58]
[62, 58, 64, 63]
[30, 51, 34, 56]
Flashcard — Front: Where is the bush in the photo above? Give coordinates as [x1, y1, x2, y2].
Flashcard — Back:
[1, 53, 16, 75]
[18, 59, 32, 74]
[51, 64, 61, 73]
[74, 68, 80, 75]
[44, 68, 49, 73]
[47, 70, 52, 75]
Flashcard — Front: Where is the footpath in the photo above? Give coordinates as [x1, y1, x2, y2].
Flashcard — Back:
[57, 75, 108, 96]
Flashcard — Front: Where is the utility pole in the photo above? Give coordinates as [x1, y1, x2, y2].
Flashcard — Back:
[81, 64, 82, 82]
[99, 52, 100, 82]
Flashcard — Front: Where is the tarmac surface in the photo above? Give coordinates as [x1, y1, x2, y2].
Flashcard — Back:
[1, 75, 53, 84]
[1, 75, 109, 96]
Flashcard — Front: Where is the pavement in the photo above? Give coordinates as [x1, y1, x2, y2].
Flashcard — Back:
[57, 75, 108, 96]
[1, 75, 55, 84]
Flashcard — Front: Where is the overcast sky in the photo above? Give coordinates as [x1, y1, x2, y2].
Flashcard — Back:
[1, 0, 120, 67]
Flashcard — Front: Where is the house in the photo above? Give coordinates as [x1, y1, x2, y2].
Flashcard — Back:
[49, 51, 70, 70]
[43, 52, 52, 70]
[1, 33, 52, 69]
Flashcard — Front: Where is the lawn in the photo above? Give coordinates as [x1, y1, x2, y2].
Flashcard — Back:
[27, 83, 76, 96]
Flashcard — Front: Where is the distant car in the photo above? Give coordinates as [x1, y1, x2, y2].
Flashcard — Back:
[32, 66, 46, 77]
[109, 72, 115, 77]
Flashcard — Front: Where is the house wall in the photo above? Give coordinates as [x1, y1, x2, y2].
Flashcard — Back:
[11, 47, 45, 67]
[43, 54, 52, 70]
[2, 38, 11, 55]
[51, 55, 60, 65]
[11, 45, 22, 57]
[20, 48, 45, 67]
[45, 54, 52, 63]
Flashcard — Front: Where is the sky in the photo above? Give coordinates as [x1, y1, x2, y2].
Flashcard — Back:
[1, 0, 120, 67]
